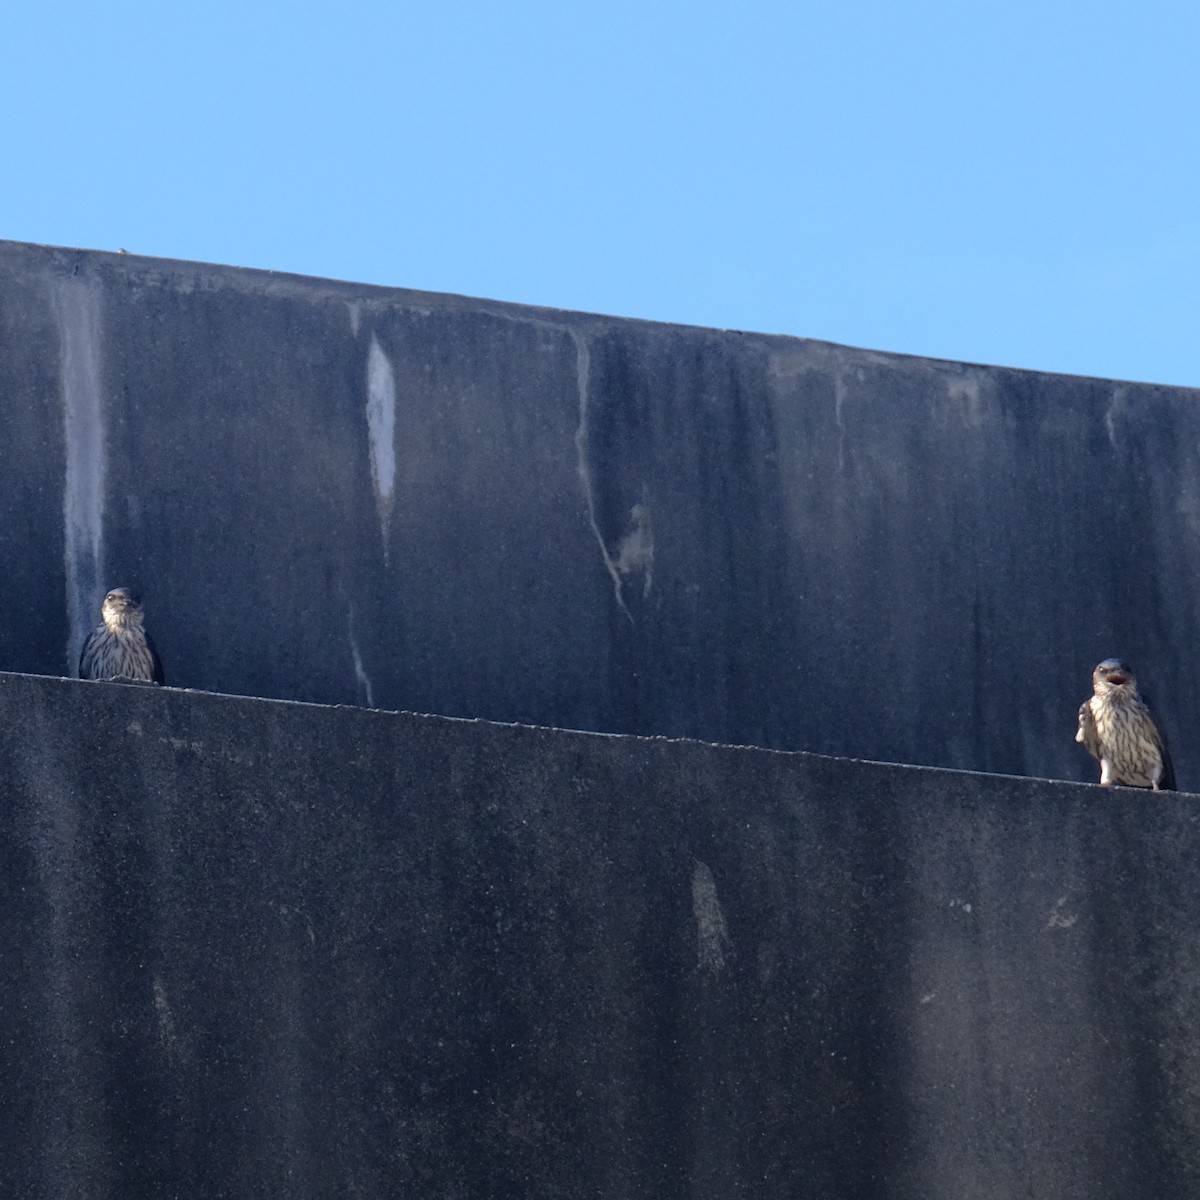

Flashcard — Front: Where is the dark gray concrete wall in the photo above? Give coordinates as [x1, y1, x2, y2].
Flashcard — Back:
[2, 672, 1199, 1198]
[0, 239, 1196, 784]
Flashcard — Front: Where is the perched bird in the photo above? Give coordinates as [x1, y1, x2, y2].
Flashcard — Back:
[1076, 658, 1174, 790]
[79, 587, 164, 685]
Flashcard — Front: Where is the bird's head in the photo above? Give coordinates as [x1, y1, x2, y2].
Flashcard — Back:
[1093, 658, 1136, 693]
[101, 587, 145, 630]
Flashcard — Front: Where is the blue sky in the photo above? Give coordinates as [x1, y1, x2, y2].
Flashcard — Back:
[4, 1, 1198, 385]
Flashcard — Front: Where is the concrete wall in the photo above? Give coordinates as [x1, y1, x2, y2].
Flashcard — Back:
[3, 671, 1199, 1199]
[1, 239, 1195, 784]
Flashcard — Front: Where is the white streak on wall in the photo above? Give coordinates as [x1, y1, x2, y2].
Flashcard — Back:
[571, 330, 634, 624]
[1106, 387, 1127, 451]
[946, 376, 985, 428]
[366, 336, 397, 560]
[53, 276, 106, 674]
[350, 636, 375, 708]
[153, 975, 186, 1066]
[614, 502, 654, 598]
[692, 860, 733, 973]
[834, 370, 848, 472]
[345, 598, 375, 708]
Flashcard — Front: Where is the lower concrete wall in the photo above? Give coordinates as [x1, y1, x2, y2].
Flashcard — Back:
[3, 672, 1199, 1198]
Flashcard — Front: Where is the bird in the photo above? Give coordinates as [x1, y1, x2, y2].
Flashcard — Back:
[1076, 658, 1174, 790]
[79, 587, 164, 685]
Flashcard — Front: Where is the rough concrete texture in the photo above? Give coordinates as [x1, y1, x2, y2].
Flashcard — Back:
[0, 239, 1194, 784]
[2, 671, 1199, 1199]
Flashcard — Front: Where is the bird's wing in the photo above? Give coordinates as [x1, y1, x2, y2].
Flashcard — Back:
[1158, 744, 1177, 791]
[1141, 693, 1176, 790]
[145, 630, 165, 685]
[1076, 699, 1101, 760]
[78, 630, 98, 680]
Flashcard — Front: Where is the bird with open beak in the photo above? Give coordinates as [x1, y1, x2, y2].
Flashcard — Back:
[1076, 658, 1174, 790]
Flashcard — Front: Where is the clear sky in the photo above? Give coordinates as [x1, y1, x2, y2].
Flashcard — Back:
[4, 1, 1198, 386]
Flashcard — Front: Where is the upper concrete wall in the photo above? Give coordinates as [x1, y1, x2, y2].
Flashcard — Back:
[3, 671, 1199, 1199]
[1, 240, 1195, 782]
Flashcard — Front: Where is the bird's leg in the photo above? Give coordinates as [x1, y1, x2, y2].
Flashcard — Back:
[1099, 759, 1116, 786]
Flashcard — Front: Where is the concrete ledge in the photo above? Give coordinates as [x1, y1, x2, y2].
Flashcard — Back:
[3, 671, 1199, 1197]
